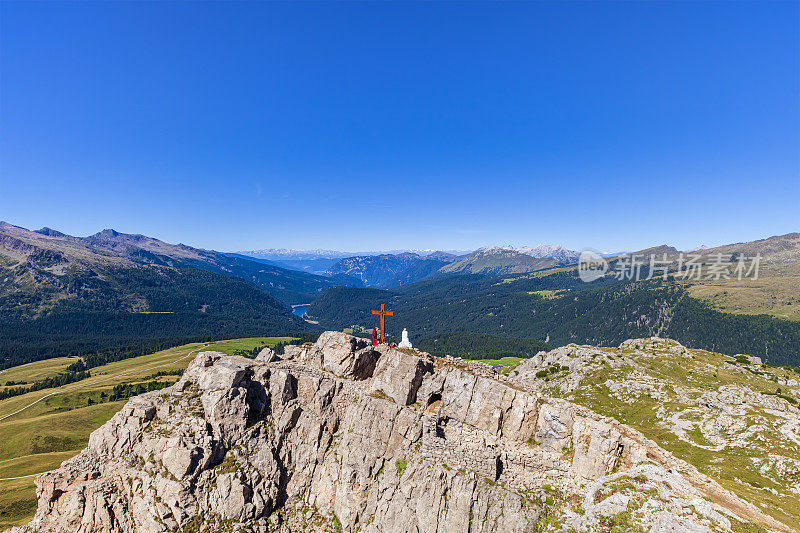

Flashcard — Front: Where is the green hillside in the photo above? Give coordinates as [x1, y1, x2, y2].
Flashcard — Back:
[609, 233, 800, 321]
[0, 222, 331, 369]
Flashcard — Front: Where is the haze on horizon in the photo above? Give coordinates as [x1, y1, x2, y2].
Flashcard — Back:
[1, 1, 798, 253]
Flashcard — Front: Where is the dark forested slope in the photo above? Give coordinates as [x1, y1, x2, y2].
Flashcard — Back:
[308, 273, 800, 366]
[0, 265, 311, 369]
[415, 332, 552, 360]
[0, 223, 314, 369]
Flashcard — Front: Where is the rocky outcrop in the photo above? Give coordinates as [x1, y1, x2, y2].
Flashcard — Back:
[304, 331, 380, 380]
[370, 346, 433, 405]
[255, 347, 280, 363]
[11, 332, 782, 533]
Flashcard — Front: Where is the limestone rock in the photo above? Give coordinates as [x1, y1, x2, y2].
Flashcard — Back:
[369, 347, 432, 405]
[256, 347, 281, 362]
[11, 332, 784, 533]
[308, 330, 380, 380]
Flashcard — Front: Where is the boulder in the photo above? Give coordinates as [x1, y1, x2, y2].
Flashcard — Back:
[369, 347, 433, 405]
[255, 347, 281, 362]
[311, 330, 380, 380]
[182, 352, 250, 391]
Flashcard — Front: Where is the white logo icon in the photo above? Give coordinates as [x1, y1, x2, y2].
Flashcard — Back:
[577, 250, 608, 282]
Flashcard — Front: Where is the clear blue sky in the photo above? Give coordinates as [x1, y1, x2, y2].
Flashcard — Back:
[1, 1, 798, 253]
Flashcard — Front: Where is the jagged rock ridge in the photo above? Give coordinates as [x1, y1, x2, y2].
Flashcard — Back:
[11, 332, 787, 532]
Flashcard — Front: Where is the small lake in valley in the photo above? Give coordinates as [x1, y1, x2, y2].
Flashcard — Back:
[292, 304, 311, 317]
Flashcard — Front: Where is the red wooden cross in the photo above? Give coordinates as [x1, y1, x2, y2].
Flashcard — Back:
[371, 303, 394, 344]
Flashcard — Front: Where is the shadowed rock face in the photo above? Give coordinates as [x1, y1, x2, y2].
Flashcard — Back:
[11, 332, 781, 533]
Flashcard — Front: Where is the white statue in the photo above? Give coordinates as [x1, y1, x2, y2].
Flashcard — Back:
[398, 328, 413, 349]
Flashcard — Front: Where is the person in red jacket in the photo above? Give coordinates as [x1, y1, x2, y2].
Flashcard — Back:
[372, 328, 378, 346]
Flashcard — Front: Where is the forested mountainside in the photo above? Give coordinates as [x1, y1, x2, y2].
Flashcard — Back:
[0, 264, 312, 369]
[308, 272, 800, 367]
[0, 223, 314, 369]
[317, 233, 800, 323]
[321, 247, 569, 285]
[76, 227, 362, 304]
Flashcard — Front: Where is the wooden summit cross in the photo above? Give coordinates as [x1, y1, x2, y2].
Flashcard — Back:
[371, 304, 393, 344]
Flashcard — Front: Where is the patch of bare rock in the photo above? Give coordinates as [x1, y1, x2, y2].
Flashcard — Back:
[9, 332, 786, 532]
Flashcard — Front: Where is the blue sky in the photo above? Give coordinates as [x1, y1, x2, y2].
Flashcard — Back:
[1, 1, 798, 253]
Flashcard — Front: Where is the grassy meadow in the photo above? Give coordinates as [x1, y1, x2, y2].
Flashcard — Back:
[207, 336, 296, 357]
[476, 356, 523, 367]
[687, 272, 800, 321]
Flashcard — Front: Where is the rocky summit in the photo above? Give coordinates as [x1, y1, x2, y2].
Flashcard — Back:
[11, 332, 797, 532]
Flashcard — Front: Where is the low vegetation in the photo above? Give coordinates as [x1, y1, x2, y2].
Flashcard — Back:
[204, 336, 298, 358]
[0, 369, 90, 401]
[544, 339, 800, 530]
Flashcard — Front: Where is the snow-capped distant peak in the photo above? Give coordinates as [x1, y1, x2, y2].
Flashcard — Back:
[473, 244, 580, 262]
[471, 244, 580, 262]
[516, 244, 580, 262]
[475, 245, 517, 255]
[238, 249, 358, 261]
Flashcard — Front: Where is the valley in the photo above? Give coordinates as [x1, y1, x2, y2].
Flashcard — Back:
[0, 223, 317, 370]
[307, 233, 800, 367]
[3, 222, 800, 530]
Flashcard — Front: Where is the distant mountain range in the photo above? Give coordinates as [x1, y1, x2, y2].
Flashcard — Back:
[309, 232, 800, 366]
[238, 249, 359, 261]
[325, 252, 462, 288]
[238, 249, 471, 279]
[238, 248, 471, 261]
[7, 220, 797, 371]
[252, 245, 582, 287]
[475, 244, 581, 263]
